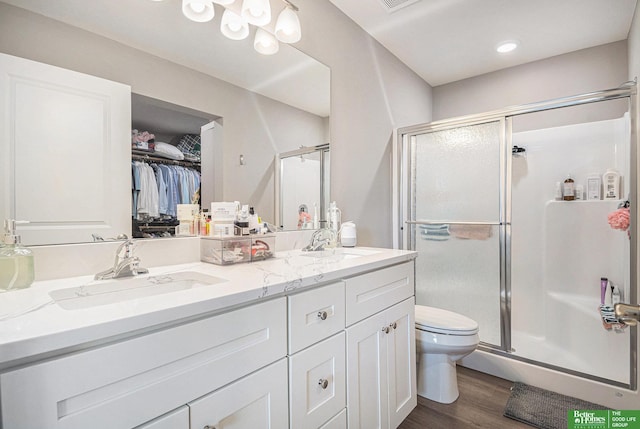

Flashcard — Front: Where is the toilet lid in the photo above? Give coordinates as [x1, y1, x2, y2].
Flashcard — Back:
[415, 305, 479, 335]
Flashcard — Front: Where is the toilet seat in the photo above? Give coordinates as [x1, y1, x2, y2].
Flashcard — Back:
[415, 305, 479, 336]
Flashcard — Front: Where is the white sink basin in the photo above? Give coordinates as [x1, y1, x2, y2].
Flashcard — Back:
[49, 271, 227, 310]
[300, 247, 381, 260]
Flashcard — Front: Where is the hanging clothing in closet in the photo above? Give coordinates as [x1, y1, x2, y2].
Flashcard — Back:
[131, 161, 200, 220]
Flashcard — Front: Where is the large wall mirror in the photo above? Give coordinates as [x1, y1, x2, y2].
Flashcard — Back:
[0, 0, 330, 245]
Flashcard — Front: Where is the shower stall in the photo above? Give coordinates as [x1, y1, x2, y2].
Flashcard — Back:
[395, 85, 639, 408]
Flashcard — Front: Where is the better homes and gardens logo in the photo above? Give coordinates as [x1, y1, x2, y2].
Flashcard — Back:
[569, 410, 640, 429]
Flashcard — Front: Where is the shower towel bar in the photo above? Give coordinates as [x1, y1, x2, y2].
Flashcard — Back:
[406, 220, 504, 226]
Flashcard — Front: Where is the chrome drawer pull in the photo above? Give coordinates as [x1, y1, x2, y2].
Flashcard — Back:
[317, 310, 328, 321]
[318, 378, 329, 389]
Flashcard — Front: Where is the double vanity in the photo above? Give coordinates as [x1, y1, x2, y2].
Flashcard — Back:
[0, 244, 417, 429]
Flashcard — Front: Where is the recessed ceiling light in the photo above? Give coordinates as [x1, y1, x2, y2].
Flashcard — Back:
[496, 40, 519, 53]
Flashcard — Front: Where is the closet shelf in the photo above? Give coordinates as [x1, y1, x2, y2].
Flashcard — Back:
[131, 150, 200, 168]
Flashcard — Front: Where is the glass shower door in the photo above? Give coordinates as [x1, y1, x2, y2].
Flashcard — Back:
[409, 120, 506, 348]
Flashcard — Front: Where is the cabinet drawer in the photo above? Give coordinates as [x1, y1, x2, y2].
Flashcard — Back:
[0, 297, 286, 429]
[189, 358, 288, 429]
[134, 406, 189, 429]
[319, 409, 347, 429]
[289, 332, 346, 429]
[345, 262, 414, 326]
[289, 281, 345, 353]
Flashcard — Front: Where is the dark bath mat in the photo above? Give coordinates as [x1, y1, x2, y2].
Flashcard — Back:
[504, 382, 610, 429]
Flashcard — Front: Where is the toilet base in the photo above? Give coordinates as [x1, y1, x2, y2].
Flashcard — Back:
[417, 353, 460, 404]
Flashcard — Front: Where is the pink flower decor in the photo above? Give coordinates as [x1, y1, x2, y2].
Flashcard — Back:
[608, 207, 630, 231]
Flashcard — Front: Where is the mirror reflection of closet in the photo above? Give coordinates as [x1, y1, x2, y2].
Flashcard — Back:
[276, 144, 330, 231]
[130, 94, 220, 239]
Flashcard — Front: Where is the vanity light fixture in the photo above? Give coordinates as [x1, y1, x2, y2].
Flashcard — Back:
[275, 3, 301, 43]
[220, 9, 250, 40]
[254, 28, 279, 55]
[171, 0, 301, 55]
[241, 0, 271, 26]
[182, 0, 215, 22]
[496, 40, 519, 54]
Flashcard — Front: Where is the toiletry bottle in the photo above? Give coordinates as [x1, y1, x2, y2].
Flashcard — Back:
[600, 277, 608, 306]
[563, 175, 575, 201]
[327, 201, 342, 233]
[587, 175, 602, 200]
[248, 207, 259, 233]
[602, 169, 621, 199]
[0, 220, 35, 292]
[612, 285, 622, 305]
[554, 182, 562, 201]
[199, 211, 207, 236]
[575, 185, 583, 200]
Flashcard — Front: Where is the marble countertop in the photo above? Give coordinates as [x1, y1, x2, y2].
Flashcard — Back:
[0, 247, 416, 370]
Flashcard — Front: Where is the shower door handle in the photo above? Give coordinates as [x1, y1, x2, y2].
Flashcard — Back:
[615, 303, 640, 326]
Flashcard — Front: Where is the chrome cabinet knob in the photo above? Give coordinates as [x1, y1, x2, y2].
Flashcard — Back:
[317, 310, 328, 321]
[390, 322, 397, 330]
[204, 426, 217, 429]
[318, 378, 329, 389]
[382, 326, 390, 334]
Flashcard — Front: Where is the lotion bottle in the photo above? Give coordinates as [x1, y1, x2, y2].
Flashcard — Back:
[0, 220, 35, 292]
[602, 169, 621, 199]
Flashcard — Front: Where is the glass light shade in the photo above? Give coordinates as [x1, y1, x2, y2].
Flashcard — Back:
[241, 0, 271, 26]
[254, 28, 279, 55]
[275, 7, 301, 43]
[220, 9, 249, 40]
[212, 0, 235, 4]
[182, 0, 215, 22]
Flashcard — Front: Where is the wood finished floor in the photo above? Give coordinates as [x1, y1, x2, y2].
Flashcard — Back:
[398, 366, 533, 429]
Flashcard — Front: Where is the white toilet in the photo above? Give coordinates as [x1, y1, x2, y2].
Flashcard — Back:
[415, 305, 480, 404]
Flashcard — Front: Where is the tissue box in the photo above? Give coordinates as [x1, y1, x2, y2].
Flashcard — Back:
[200, 236, 251, 265]
[250, 234, 275, 261]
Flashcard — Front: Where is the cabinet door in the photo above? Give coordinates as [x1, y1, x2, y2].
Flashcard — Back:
[386, 298, 417, 429]
[134, 407, 189, 429]
[289, 333, 346, 429]
[0, 53, 131, 245]
[346, 310, 388, 429]
[189, 359, 289, 429]
[346, 298, 417, 429]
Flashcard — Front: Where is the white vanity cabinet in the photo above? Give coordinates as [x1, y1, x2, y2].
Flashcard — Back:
[345, 262, 417, 429]
[0, 297, 287, 429]
[287, 281, 347, 429]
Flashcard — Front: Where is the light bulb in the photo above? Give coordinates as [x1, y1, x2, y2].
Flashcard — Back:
[241, 0, 271, 26]
[275, 6, 301, 43]
[182, 0, 214, 22]
[254, 28, 279, 55]
[221, 9, 249, 40]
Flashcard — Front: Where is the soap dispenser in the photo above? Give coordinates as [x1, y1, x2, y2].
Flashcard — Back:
[0, 220, 35, 292]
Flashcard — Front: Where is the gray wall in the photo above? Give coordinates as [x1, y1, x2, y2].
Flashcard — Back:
[295, 1, 433, 247]
[0, 1, 434, 247]
[432, 41, 629, 121]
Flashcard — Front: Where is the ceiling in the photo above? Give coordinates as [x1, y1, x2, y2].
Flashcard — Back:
[3, 0, 637, 105]
[0, 0, 330, 117]
[329, 0, 638, 86]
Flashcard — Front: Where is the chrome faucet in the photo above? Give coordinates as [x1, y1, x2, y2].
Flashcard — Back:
[94, 239, 149, 280]
[615, 303, 640, 326]
[302, 228, 338, 252]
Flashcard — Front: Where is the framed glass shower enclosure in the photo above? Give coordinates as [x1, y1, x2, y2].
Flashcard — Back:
[396, 85, 638, 389]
